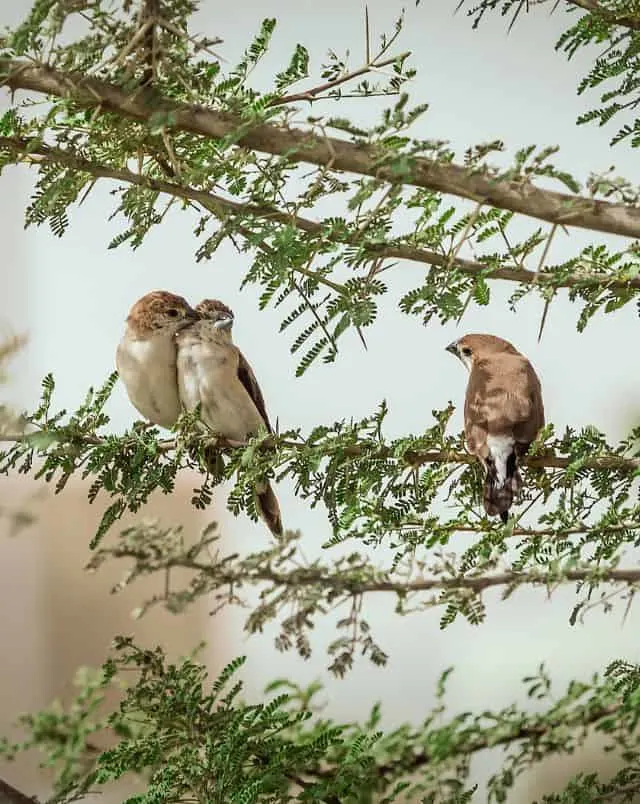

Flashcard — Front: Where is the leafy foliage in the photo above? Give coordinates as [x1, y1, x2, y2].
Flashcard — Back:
[3, 376, 640, 676]
[1, 1, 640, 802]
[2, 637, 638, 804]
[457, 0, 640, 148]
[1, 2, 640, 376]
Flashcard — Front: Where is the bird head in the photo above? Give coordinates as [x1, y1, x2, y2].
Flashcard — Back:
[195, 299, 235, 334]
[126, 291, 198, 337]
[445, 333, 519, 371]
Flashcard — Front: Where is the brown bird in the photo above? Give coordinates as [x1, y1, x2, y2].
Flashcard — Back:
[176, 299, 283, 538]
[446, 334, 545, 523]
[116, 290, 198, 428]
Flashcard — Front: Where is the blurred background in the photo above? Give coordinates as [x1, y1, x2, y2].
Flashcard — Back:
[1, 0, 639, 800]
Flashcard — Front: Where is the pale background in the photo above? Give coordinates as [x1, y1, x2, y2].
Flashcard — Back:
[1, 1, 639, 801]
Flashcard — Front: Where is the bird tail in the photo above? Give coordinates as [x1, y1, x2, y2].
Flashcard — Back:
[483, 439, 522, 523]
[254, 480, 283, 538]
[199, 444, 282, 537]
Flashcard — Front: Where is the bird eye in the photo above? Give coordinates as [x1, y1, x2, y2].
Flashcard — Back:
[167, 309, 179, 318]
[462, 347, 472, 357]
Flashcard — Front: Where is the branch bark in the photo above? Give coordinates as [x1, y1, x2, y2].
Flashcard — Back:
[566, 0, 640, 31]
[3, 61, 640, 239]
[139, 0, 160, 87]
[2, 427, 639, 472]
[2, 135, 639, 292]
[121, 552, 640, 593]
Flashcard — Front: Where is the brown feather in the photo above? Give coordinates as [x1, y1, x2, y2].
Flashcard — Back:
[236, 350, 273, 433]
[254, 480, 283, 537]
[453, 334, 544, 521]
[186, 301, 283, 536]
[233, 350, 280, 534]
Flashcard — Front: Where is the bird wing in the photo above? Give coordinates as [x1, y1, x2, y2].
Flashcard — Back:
[513, 361, 545, 444]
[235, 348, 272, 433]
[465, 356, 544, 450]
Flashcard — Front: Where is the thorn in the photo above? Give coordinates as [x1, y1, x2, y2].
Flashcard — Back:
[365, 6, 371, 64]
[537, 297, 551, 343]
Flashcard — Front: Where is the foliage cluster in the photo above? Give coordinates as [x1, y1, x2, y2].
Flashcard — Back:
[1, 0, 640, 801]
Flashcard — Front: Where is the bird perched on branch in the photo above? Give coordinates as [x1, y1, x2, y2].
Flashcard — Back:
[116, 290, 198, 428]
[176, 298, 283, 538]
[446, 334, 545, 523]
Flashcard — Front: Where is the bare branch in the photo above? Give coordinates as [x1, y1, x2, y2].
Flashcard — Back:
[172, 561, 640, 594]
[268, 52, 410, 108]
[2, 136, 639, 292]
[3, 61, 640, 239]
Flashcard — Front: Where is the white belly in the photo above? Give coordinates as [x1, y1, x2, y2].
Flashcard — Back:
[116, 335, 181, 428]
[177, 342, 264, 441]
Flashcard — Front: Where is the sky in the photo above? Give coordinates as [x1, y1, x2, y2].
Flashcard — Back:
[1, 1, 639, 800]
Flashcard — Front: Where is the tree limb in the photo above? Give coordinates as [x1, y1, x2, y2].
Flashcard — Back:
[1, 426, 639, 473]
[566, 0, 640, 31]
[0, 778, 37, 804]
[113, 548, 640, 593]
[373, 700, 621, 780]
[1, 135, 638, 292]
[139, 0, 160, 87]
[2, 61, 640, 239]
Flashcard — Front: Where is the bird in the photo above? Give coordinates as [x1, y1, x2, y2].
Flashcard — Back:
[175, 298, 283, 538]
[116, 290, 198, 428]
[446, 333, 545, 523]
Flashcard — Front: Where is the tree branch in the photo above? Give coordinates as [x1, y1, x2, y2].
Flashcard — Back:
[0, 778, 37, 804]
[2, 61, 640, 239]
[2, 135, 639, 292]
[268, 52, 410, 107]
[565, 0, 640, 31]
[1, 425, 639, 473]
[374, 700, 621, 779]
[110, 543, 640, 593]
[139, 0, 160, 87]
[182, 563, 640, 593]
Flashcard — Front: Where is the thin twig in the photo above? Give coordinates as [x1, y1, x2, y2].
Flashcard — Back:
[269, 52, 408, 107]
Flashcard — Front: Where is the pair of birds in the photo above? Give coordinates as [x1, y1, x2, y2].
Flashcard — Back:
[116, 290, 545, 534]
[116, 290, 282, 536]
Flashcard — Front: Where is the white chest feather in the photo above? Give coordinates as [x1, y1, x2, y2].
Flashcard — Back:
[176, 339, 264, 441]
[116, 333, 181, 428]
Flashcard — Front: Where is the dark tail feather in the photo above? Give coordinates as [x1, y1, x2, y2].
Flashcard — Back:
[483, 450, 521, 522]
[254, 480, 283, 538]
[199, 445, 282, 536]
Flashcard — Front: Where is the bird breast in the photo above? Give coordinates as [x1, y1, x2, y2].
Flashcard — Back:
[116, 332, 182, 428]
[176, 338, 264, 441]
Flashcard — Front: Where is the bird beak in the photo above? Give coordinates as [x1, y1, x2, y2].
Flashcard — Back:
[214, 315, 234, 330]
[445, 341, 458, 355]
